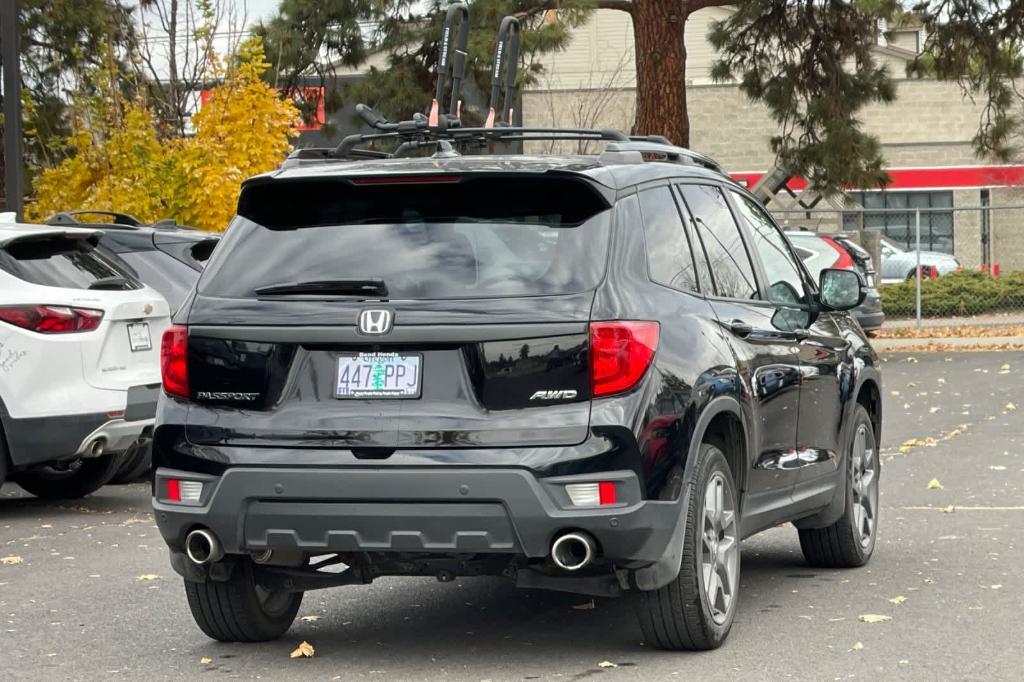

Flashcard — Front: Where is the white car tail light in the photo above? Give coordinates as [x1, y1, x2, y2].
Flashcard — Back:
[0, 305, 103, 333]
[565, 482, 617, 507]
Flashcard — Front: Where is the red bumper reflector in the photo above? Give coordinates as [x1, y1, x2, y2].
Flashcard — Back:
[598, 481, 617, 505]
[167, 479, 181, 502]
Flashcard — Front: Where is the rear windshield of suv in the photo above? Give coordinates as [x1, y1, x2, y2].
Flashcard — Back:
[0, 233, 140, 290]
[199, 175, 612, 300]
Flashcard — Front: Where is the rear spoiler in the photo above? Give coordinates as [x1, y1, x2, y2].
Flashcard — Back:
[0, 227, 100, 247]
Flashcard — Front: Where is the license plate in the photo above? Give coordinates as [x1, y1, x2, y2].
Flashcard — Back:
[127, 322, 151, 352]
[335, 352, 421, 399]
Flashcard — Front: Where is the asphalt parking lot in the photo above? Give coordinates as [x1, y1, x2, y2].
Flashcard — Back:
[2, 351, 1022, 681]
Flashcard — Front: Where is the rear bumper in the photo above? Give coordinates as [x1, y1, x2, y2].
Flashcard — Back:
[152, 466, 680, 565]
[3, 383, 160, 468]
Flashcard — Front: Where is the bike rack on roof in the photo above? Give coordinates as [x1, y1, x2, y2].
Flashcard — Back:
[484, 16, 520, 128]
[279, 9, 724, 176]
[429, 3, 470, 128]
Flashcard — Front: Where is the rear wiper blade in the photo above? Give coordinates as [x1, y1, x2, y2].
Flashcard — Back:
[88, 276, 132, 290]
[254, 278, 389, 297]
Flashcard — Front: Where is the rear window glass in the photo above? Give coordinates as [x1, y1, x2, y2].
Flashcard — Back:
[200, 176, 612, 300]
[0, 234, 138, 290]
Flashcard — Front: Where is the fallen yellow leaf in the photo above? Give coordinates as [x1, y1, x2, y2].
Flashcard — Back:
[1005, 402, 1017, 413]
[927, 479, 944, 490]
[200, 657, 212, 665]
[852, 641, 865, 651]
[858, 614, 892, 623]
[1, 556, 23, 565]
[888, 596, 908, 605]
[136, 574, 161, 581]
[290, 641, 315, 658]
[939, 505, 956, 513]
[597, 661, 618, 669]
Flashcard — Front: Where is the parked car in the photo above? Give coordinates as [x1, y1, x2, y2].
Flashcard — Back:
[0, 222, 170, 498]
[44, 211, 219, 483]
[878, 235, 959, 283]
[787, 231, 885, 333]
[45, 211, 219, 311]
[152, 132, 881, 651]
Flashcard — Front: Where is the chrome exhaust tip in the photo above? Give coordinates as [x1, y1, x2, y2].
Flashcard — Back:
[551, 531, 597, 571]
[89, 439, 105, 457]
[185, 528, 224, 565]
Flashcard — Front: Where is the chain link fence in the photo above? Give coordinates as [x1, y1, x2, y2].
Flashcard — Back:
[769, 205, 1024, 330]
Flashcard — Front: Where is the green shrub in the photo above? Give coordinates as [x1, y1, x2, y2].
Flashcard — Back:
[880, 270, 1024, 317]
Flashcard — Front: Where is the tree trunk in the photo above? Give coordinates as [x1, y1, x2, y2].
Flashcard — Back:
[631, 0, 689, 147]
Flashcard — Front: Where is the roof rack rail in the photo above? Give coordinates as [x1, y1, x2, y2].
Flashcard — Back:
[46, 210, 143, 228]
[43, 210, 194, 231]
[599, 141, 724, 173]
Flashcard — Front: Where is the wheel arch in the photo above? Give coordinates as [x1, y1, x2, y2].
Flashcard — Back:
[633, 395, 748, 591]
[692, 400, 748, 498]
[855, 376, 882, 446]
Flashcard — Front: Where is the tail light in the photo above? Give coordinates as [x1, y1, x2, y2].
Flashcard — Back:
[0, 305, 103, 333]
[161, 325, 189, 398]
[590, 321, 659, 397]
[823, 237, 855, 270]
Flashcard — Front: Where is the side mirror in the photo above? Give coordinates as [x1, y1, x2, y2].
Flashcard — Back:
[818, 268, 864, 311]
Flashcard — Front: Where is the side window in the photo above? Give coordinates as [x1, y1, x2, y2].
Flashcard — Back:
[638, 187, 698, 292]
[678, 184, 759, 300]
[731, 192, 808, 306]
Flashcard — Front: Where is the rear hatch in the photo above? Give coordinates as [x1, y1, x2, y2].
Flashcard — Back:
[1, 231, 171, 389]
[183, 172, 613, 451]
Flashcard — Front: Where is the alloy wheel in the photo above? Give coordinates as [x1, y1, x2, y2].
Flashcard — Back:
[850, 424, 879, 549]
[701, 471, 739, 625]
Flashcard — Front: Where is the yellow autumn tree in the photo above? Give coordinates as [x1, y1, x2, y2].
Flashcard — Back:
[171, 37, 300, 231]
[28, 36, 298, 231]
[27, 104, 172, 223]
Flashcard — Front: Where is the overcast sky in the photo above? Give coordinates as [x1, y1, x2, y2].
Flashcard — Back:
[238, 0, 280, 23]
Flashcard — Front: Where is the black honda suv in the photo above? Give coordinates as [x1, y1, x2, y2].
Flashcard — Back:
[152, 135, 881, 650]
[153, 16, 879, 647]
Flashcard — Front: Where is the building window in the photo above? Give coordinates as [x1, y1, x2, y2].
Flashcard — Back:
[844, 190, 955, 253]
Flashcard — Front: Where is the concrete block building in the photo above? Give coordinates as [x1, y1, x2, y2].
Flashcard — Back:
[521, 8, 1024, 270]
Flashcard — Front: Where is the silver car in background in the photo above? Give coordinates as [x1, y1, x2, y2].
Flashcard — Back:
[787, 231, 885, 333]
[878, 236, 960, 283]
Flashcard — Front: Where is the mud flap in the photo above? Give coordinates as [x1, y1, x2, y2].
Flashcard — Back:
[630, 486, 691, 591]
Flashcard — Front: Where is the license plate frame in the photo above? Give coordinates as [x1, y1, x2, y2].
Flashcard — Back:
[126, 322, 152, 352]
[334, 352, 422, 400]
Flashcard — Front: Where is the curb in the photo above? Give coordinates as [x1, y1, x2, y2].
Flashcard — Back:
[872, 335, 1024, 351]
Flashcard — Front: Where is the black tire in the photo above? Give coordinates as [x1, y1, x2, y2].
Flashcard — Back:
[14, 453, 124, 499]
[109, 443, 152, 484]
[635, 442, 741, 651]
[184, 558, 302, 642]
[798, 405, 879, 568]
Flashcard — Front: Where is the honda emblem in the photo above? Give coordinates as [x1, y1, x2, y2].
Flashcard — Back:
[358, 309, 393, 335]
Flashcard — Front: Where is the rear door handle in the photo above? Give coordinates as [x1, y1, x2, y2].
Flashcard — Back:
[728, 320, 753, 337]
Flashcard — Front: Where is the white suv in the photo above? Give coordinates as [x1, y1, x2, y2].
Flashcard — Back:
[0, 223, 170, 498]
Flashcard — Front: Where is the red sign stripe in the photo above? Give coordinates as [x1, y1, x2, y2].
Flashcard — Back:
[731, 166, 1024, 191]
